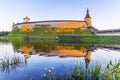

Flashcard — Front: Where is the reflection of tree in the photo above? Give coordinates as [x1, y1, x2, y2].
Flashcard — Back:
[13, 40, 95, 63]
[0, 55, 27, 73]
[55, 45, 74, 50]
[20, 44, 34, 59]
[20, 44, 33, 53]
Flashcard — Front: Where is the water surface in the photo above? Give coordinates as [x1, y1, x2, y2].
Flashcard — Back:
[0, 41, 120, 80]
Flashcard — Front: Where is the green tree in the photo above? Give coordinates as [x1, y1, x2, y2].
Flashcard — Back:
[20, 24, 33, 39]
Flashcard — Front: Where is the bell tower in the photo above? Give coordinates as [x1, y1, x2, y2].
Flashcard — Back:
[85, 9, 92, 26]
[23, 16, 30, 22]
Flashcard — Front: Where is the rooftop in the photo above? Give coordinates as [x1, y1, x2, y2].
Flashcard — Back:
[16, 20, 85, 25]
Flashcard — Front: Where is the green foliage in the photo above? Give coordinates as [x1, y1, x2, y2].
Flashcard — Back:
[2, 27, 93, 41]
[0, 31, 10, 36]
[31, 27, 93, 36]
[72, 61, 101, 80]
[2, 29, 25, 41]
[72, 61, 120, 80]
[0, 55, 26, 73]
[20, 24, 33, 33]
[10, 28, 93, 38]
[7, 29, 26, 38]
[103, 61, 120, 80]
[2, 27, 120, 44]
[59, 36, 120, 44]
[27, 60, 120, 80]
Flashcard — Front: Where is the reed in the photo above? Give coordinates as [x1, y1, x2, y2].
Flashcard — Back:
[0, 55, 26, 73]
[71, 61, 101, 80]
[103, 60, 120, 80]
[40, 60, 120, 80]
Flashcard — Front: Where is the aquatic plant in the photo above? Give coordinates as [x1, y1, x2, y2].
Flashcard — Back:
[0, 55, 26, 73]
[71, 61, 101, 80]
[103, 60, 120, 80]
[27, 60, 120, 80]
[72, 60, 120, 80]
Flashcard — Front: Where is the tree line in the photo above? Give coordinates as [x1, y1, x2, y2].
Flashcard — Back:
[0, 31, 10, 36]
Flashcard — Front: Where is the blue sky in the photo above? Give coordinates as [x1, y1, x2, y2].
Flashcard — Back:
[0, 0, 120, 31]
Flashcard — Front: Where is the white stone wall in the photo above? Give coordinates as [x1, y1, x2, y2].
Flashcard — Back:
[13, 21, 87, 30]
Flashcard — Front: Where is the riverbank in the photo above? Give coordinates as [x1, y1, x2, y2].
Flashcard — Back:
[1, 28, 120, 44]
[1, 28, 92, 41]
[1, 35, 120, 45]
[58, 35, 120, 44]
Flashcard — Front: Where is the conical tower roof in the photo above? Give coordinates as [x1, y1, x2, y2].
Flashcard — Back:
[85, 9, 91, 18]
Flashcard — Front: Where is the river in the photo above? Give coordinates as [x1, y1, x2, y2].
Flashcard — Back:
[0, 41, 120, 80]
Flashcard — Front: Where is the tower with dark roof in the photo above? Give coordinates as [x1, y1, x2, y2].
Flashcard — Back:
[85, 9, 92, 26]
[23, 16, 30, 22]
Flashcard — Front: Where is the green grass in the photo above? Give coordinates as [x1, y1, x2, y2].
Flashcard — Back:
[5, 28, 93, 40]
[72, 60, 120, 80]
[1, 29, 25, 41]
[2, 28, 120, 44]
[0, 55, 26, 73]
[4, 36, 24, 41]
[103, 61, 120, 79]
[72, 61, 101, 80]
[59, 36, 120, 44]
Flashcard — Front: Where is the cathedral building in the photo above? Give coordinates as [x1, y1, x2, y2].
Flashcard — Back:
[12, 9, 93, 30]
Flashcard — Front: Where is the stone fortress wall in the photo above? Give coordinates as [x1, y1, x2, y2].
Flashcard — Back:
[12, 9, 92, 30]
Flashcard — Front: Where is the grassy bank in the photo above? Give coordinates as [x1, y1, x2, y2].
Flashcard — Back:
[3, 28, 92, 40]
[58, 36, 120, 44]
[1, 28, 120, 44]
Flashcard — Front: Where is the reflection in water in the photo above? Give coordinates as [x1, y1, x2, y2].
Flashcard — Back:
[12, 41, 120, 69]
[12, 41, 98, 68]
[20, 44, 34, 59]
[0, 41, 120, 80]
[20, 44, 34, 53]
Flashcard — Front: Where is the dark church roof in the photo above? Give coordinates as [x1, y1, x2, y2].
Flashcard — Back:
[85, 9, 91, 18]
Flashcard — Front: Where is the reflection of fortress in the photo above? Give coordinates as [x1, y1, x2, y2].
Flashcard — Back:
[14, 44, 95, 68]
[12, 9, 93, 30]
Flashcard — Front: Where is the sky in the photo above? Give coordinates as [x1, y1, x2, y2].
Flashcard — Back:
[0, 0, 120, 31]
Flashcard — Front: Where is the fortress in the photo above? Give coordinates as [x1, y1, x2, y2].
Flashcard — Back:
[12, 9, 94, 30]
